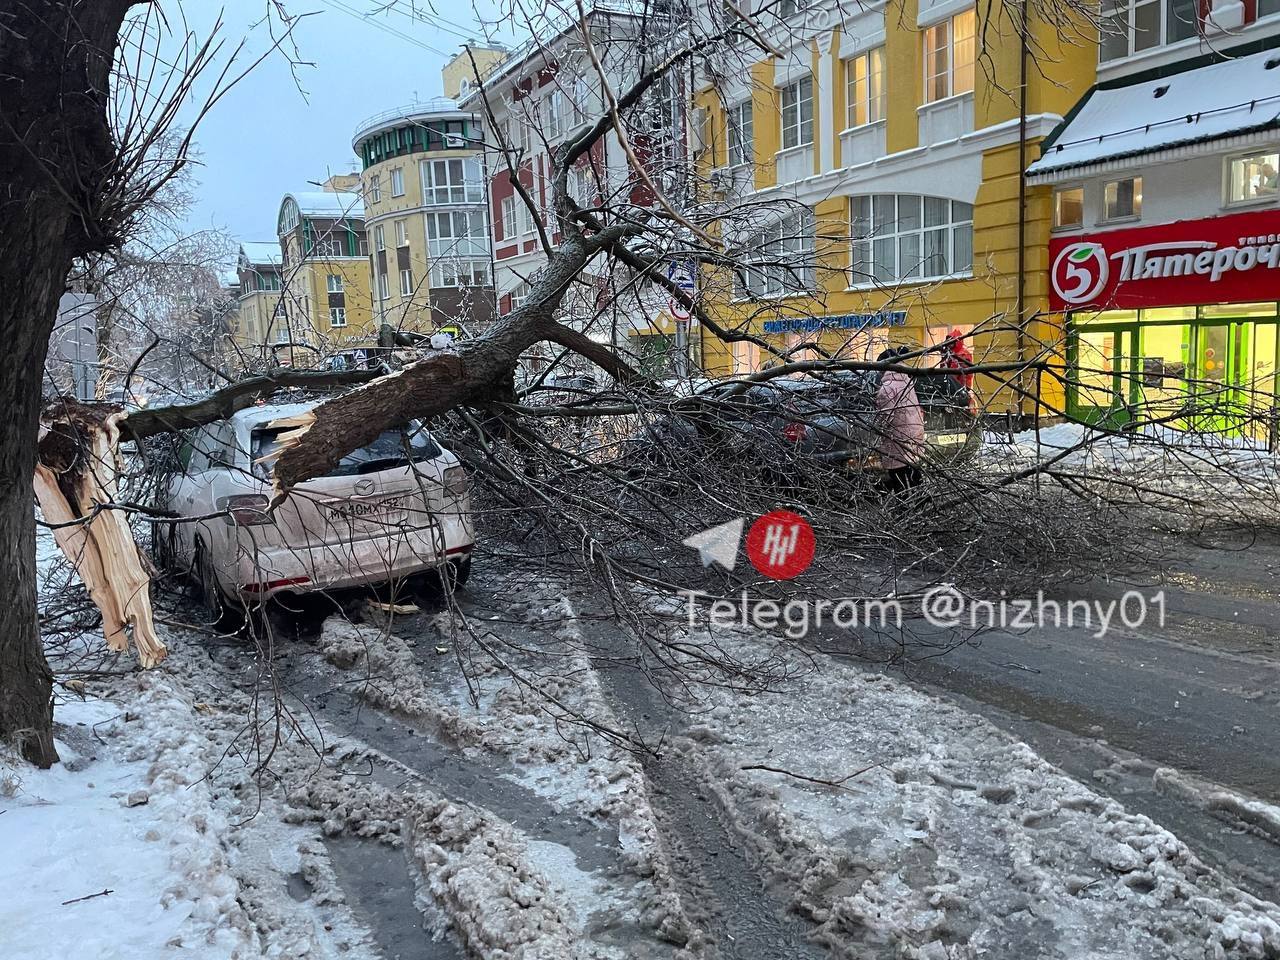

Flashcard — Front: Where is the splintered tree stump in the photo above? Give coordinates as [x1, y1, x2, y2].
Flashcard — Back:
[35, 401, 166, 668]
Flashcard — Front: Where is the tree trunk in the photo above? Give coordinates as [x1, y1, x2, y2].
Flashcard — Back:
[0, 0, 138, 766]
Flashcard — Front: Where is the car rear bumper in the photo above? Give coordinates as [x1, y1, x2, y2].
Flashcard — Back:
[231, 514, 474, 599]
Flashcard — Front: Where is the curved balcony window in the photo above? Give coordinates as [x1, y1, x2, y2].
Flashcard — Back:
[421, 157, 484, 205]
[425, 210, 489, 259]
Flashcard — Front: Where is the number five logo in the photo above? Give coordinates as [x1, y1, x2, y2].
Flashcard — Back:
[1052, 242, 1109, 306]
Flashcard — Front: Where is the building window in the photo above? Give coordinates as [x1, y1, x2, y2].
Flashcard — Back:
[508, 280, 531, 311]
[500, 195, 517, 241]
[395, 219, 408, 247]
[1261, 0, 1280, 16]
[850, 194, 974, 285]
[312, 238, 341, 258]
[374, 224, 385, 251]
[400, 268, 414, 296]
[431, 260, 491, 287]
[390, 167, 405, 197]
[1053, 186, 1084, 229]
[569, 166, 595, 205]
[326, 274, 344, 293]
[845, 47, 886, 128]
[778, 0, 807, 16]
[924, 9, 976, 103]
[780, 76, 814, 149]
[1227, 151, 1279, 204]
[377, 271, 389, 301]
[545, 89, 566, 139]
[1100, 0, 1200, 62]
[425, 210, 489, 259]
[1103, 176, 1142, 221]
[738, 208, 816, 297]
[421, 157, 484, 205]
[368, 174, 382, 204]
[329, 307, 347, 327]
[727, 99, 754, 168]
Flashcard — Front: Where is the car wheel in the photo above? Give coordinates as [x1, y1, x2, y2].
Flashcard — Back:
[195, 540, 241, 631]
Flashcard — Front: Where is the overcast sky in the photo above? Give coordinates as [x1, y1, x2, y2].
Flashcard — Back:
[177, 1, 512, 259]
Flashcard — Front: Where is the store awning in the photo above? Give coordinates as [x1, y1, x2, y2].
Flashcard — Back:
[1027, 47, 1280, 184]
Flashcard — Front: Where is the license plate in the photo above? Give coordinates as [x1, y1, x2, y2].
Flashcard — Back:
[932, 432, 968, 445]
[324, 494, 406, 524]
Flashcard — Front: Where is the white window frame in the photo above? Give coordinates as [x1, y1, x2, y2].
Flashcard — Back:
[395, 219, 408, 247]
[390, 166, 405, 197]
[329, 306, 347, 328]
[727, 99, 754, 168]
[738, 208, 816, 298]
[508, 280, 531, 312]
[425, 209, 489, 259]
[845, 47, 886, 128]
[1225, 149, 1280, 207]
[500, 195, 517, 241]
[377, 272, 389, 301]
[368, 174, 382, 204]
[312, 238, 342, 258]
[850, 194, 974, 287]
[1100, 0, 1202, 63]
[400, 268, 414, 296]
[1102, 176, 1143, 222]
[780, 76, 814, 150]
[420, 157, 484, 205]
[326, 273, 344, 293]
[374, 224, 386, 251]
[1052, 185, 1085, 229]
[923, 9, 976, 104]
[431, 259, 491, 287]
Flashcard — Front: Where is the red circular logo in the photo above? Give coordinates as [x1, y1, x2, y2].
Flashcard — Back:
[745, 511, 816, 580]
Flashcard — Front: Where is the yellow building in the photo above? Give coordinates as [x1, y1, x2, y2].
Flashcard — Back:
[696, 0, 1096, 414]
[230, 241, 285, 360]
[352, 98, 496, 340]
[275, 180, 376, 363]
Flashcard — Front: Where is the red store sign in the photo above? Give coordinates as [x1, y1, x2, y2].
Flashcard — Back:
[1049, 208, 1280, 312]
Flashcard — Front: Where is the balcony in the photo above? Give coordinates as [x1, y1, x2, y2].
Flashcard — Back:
[774, 144, 814, 185]
[918, 92, 974, 146]
[839, 120, 887, 168]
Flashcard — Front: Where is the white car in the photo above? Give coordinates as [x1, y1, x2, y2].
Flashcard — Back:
[155, 401, 474, 620]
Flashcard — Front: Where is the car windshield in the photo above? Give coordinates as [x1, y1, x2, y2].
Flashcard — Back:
[250, 422, 442, 480]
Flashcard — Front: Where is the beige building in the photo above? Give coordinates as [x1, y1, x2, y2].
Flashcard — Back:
[275, 178, 376, 363]
[352, 98, 496, 339]
[230, 241, 285, 361]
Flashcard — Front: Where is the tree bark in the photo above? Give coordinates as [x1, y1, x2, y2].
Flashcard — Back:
[0, 0, 137, 767]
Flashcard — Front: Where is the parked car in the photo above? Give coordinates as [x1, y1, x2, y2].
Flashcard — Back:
[628, 368, 980, 473]
[152, 401, 474, 621]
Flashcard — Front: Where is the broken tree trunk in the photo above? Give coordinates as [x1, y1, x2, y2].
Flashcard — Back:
[36, 402, 166, 668]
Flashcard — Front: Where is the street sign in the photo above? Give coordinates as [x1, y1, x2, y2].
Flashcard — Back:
[666, 260, 696, 293]
[668, 298, 691, 321]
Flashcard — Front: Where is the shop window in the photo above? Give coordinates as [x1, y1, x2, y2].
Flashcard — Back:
[1227, 151, 1279, 204]
[851, 194, 973, 285]
[923, 10, 976, 103]
[780, 76, 814, 149]
[845, 47, 886, 128]
[737, 208, 816, 297]
[727, 99, 754, 168]
[1100, 0, 1200, 62]
[1053, 186, 1084, 229]
[1103, 176, 1142, 221]
[732, 339, 761, 374]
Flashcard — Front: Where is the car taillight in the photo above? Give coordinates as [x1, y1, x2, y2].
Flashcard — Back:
[782, 421, 808, 442]
[443, 465, 468, 497]
[219, 494, 272, 526]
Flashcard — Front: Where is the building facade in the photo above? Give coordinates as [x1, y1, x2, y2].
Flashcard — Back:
[696, 0, 1095, 414]
[352, 99, 497, 340]
[275, 181, 375, 364]
[1029, 8, 1280, 432]
[230, 241, 285, 358]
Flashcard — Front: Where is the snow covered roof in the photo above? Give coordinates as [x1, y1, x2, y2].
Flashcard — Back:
[239, 241, 282, 268]
[283, 191, 364, 218]
[1028, 47, 1280, 183]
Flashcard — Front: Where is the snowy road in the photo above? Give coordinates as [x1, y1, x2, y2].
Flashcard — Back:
[807, 527, 1280, 902]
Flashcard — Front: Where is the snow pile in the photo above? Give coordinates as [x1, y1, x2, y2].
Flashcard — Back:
[677, 625, 1280, 959]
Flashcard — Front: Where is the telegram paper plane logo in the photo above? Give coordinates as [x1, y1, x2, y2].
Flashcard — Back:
[682, 517, 744, 571]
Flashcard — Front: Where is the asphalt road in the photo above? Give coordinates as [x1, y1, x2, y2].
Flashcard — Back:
[809, 525, 1280, 900]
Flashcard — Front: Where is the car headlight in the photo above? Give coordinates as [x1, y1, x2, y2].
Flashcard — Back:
[443, 465, 468, 497]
